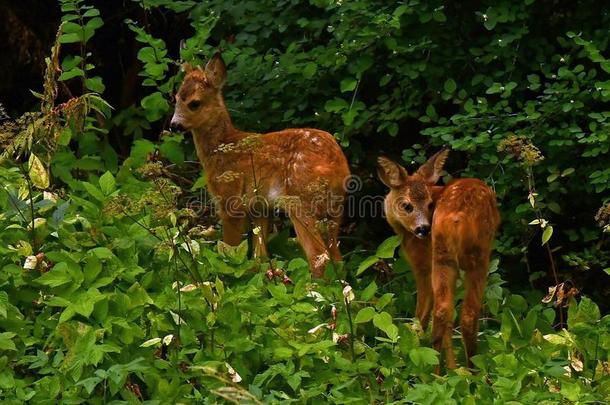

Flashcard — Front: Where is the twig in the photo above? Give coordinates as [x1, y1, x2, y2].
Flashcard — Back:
[344, 298, 356, 362]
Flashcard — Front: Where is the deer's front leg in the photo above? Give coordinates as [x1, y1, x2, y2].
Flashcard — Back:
[219, 211, 248, 246]
[403, 236, 433, 331]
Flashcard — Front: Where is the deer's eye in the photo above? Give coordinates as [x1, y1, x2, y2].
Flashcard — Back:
[188, 100, 201, 110]
[402, 202, 414, 213]
[428, 202, 435, 211]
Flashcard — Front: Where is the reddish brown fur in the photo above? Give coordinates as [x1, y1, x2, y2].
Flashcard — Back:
[171, 54, 350, 277]
[378, 150, 500, 371]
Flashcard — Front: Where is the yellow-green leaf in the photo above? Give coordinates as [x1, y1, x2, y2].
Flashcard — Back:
[28, 154, 50, 189]
[542, 225, 553, 245]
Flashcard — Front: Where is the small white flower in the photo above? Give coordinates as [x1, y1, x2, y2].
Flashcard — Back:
[342, 285, 355, 304]
[307, 323, 328, 334]
[226, 363, 242, 383]
[23, 255, 38, 270]
[163, 334, 174, 345]
[180, 284, 198, 292]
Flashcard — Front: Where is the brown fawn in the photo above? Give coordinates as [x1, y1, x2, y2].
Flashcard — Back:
[170, 53, 351, 278]
[378, 149, 500, 370]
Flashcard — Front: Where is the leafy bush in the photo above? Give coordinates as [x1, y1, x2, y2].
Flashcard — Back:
[0, 166, 609, 402]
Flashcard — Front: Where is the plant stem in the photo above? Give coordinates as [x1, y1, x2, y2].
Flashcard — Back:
[526, 166, 564, 327]
[344, 298, 355, 362]
[18, 163, 37, 251]
[592, 330, 600, 381]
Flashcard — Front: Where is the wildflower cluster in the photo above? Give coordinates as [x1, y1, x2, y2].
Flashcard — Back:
[497, 134, 545, 166]
[595, 203, 610, 232]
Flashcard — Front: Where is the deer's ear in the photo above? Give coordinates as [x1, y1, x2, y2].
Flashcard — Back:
[416, 148, 449, 184]
[377, 157, 408, 188]
[205, 52, 227, 88]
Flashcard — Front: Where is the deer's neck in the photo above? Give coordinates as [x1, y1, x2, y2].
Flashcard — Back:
[190, 96, 244, 166]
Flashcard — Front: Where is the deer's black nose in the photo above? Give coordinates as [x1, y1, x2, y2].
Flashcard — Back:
[414, 225, 430, 238]
[169, 120, 185, 132]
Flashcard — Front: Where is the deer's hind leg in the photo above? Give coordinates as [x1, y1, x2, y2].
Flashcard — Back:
[291, 213, 331, 278]
[459, 248, 489, 368]
[431, 233, 459, 372]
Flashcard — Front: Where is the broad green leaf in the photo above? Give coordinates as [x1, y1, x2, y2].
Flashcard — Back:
[444, 78, 457, 93]
[0, 332, 17, 351]
[376, 235, 402, 258]
[324, 98, 349, 113]
[82, 182, 105, 202]
[99, 171, 116, 195]
[340, 78, 357, 93]
[409, 347, 439, 366]
[141, 92, 169, 122]
[35, 262, 72, 287]
[354, 307, 376, 323]
[356, 255, 379, 275]
[303, 62, 317, 79]
[373, 312, 398, 340]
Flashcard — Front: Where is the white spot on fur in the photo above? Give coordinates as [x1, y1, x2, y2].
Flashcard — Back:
[314, 252, 330, 268]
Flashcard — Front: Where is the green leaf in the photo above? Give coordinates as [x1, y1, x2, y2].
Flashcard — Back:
[541, 225, 553, 245]
[141, 92, 169, 122]
[0, 332, 17, 351]
[159, 137, 185, 165]
[89, 247, 114, 259]
[140, 338, 162, 347]
[373, 312, 399, 340]
[82, 182, 106, 202]
[0, 292, 8, 318]
[375, 235, 402, 258]
[137, 47, 157, 64]
[356, 255, 379, 275]
[324, 98, 349, 113]
[408, 347, 439, 366]
[361, 281, 378, 301]
[35, 262, 73, 287]
[59, 68, 85, 81]
[354, 307, 376, 323]
[444, 78, 457, 93]
[340, 78, 357, 93]
[568, 296, 601, 326]
[375, 293, 394, 310]
[98, 171, 116, 195]
[303, 62, 317, 79]
[83, 17, 104, 42]
[85, 77, 105, 93]
[57, 127, 73, 146]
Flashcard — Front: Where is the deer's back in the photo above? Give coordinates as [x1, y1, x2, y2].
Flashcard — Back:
[206, 127, 349, 217]
[432, 178, 500, 254]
